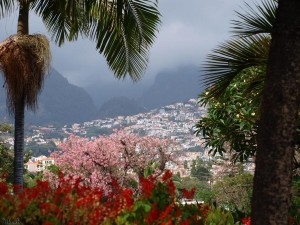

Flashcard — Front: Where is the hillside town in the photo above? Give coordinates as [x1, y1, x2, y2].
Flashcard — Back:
[3, 98, 207, 154]
[15, 98, 254, 181]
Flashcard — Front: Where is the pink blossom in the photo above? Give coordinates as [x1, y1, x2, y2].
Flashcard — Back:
[45, 129, 179, 193]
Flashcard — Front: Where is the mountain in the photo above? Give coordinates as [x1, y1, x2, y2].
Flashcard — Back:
[98, 96, 147, 118]
[0, 69, 98, 125]
[84, 65, 203, 110]
[85, 79, 150, 108]
[138, 65, 204, 110]
[0, 65, 205, 125]
[92, 65, 204, 119]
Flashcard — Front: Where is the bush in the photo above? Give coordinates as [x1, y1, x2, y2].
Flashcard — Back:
[0, 170, 247, 225]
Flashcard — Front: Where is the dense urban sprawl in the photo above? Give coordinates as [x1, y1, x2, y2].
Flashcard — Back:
[3, 98, 254, 180]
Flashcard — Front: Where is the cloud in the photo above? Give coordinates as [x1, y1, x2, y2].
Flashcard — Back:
[0, 0, 245, 88]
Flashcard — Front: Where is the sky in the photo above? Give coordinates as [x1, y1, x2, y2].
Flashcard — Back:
[0, 0, 245, 103]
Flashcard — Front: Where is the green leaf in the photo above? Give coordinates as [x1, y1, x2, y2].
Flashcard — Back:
[0, 0, 15, 18]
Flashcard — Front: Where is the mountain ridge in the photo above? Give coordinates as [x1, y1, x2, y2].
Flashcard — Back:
[138, 65, 203, 110]
[0, 65, 204, 125]
[0, 68, 98, 125]
[96, 65, 204, 118]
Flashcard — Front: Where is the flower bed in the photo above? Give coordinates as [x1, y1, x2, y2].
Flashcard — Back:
[0, 170, 245, 225]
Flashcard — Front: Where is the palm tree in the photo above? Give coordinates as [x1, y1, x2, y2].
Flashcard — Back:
[197, 0, 276, 162]
[0, 0, 160, 193]
[251, 1, 300, 223]
[200, 0, 300, 223]
[202, 0, 276, 99]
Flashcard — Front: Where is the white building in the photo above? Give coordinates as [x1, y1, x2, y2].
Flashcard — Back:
[25, 156, 55, 173]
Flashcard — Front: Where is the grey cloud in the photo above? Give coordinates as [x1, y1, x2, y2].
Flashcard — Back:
[0, 0, 245, 88]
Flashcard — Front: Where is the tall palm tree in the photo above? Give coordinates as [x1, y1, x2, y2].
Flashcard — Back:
[200, 0, 300, 223]
[197, 0, 277, 162]
[202, 0, 276, 99]
[0, 0, 160, 193]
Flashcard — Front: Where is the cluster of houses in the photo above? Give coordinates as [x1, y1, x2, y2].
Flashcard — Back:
[25, 155, 55, 173]
[22, 99, 255, 179]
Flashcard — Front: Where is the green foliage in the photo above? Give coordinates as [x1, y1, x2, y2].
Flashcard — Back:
[172, 174, 213, 203]
[205, 207, 237, 225]
[0, 145, 32, 185]
[195, 0, 278, 162]
[25, 142, 56, 157]
[143, 161, 158, 178]
[0, 123, 12, 133]
[0, 143, 13, 183]
[23, 172, 43, 188]
[196, 70, 259, 162]
[186, 145, 205, 152]
[195, 0, 300, 175]
[190, 157, 212, 182]
[46, 164, 60, 175]
[196, 184, 213, 204]
[291, 177, 300, 223]
[212, 173, 253, 214]
[0, 123, 13, 182]
[183, 160, 188, 169]
[85, 127, 112, 137]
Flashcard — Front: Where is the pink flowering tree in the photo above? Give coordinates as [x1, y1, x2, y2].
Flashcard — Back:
[44, 130, 180, 194]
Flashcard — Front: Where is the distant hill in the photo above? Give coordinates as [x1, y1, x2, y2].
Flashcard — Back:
[0, 65, 205, 125]
[95, 65, 204, 119]
[98, 96, 147, 118]
[0, 69, 98, 125]
[138, 65, 204, 110]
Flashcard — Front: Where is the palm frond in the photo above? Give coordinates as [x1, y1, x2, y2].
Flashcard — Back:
[31, 0, 91, 46]
[231, 0, 277, 36]
[0, 35, 51, 113]
[0, 0, 15, 18]
[32, 0, 160, 79]
[203, 34, 270, 98]
[89, 0, 161, 80]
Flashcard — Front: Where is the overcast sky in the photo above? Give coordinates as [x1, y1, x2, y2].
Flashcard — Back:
[0, 0, 245, 89]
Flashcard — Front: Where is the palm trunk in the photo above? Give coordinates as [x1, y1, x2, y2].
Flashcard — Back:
[13, 1, 29, 194]
[17, 1, 29, 35]
[251, 1, 300, 224]
[13, 95, 25, 193]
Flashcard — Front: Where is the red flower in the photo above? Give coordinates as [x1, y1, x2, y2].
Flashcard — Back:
[161, 219, 173, 225]
[140, 177, 154, 197]
[36, 180, 50, 192]
[162, 170, 173, 181]
[0, 182, 8, 195]
[13, 184, 22, 194]
[199, 204, 210, 220]
[76, 197, 90, 208]
[167, 180, 176, 196]
[123, 189, 134, 207]
[180, 220, 190, 225]
[146, 203, 159, 224]
[40, 203, 60, 215]
[242, 216, 251, 225]
[111, 179, 121, 191]
[176, 208, 181, 217]
[159, 205, 173, 220]
[0, 172, 8, 179]
[42, 221, 54, 225]
[182, 187, 196, 199]
[57, 171, 66, 183]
